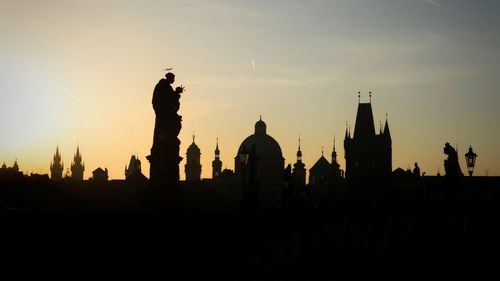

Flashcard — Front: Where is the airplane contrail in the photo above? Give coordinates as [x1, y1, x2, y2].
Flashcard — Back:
[425, 0, 442, 8]
[58, 83, 81, 103]
[251, 56, 256, 72]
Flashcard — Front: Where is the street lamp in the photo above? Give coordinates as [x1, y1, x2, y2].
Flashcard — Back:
[239, 146, 250, 209]
[464, 146, 477, 177]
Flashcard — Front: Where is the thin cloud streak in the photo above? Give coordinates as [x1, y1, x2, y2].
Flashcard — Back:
[58, 83, 81, 103]
[425, 0, 442, 8]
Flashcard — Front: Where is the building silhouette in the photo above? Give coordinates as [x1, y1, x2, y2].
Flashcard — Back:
[309, 149, 333, 185]
[0, 160, 23, 178]
[125, 155, 142, 179]
[331, 138, 342, 179]
[212, 138, 222, 179]
[70, 145, 85, 181]
[185, 135, 201, 181]
[50, 146, 64, 181]
[235, 117, 284, 183]
[291, 138, 306, 186]
[92, 167, 108, 182]
[344, 93, 392, 179]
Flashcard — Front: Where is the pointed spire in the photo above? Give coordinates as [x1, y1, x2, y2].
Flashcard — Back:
[369, 91, 372, 103]
[358, 91, 361, 104]
[384, 113, 391, 139]
[192, 134, 196, 143]
[332, 136, 337, 162]
[321, 146, 324, 157]
[295, 136, 303, 162]
[348, 125, 351, 138]
[379, 121, 382, 134]
[215, 137, 220, 156]
[260, 115, 262, 121]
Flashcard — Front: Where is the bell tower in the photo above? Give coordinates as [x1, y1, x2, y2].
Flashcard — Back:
[50, 146, 64, 181]
[185, 135, 202, 181]
[212, 138, 222, 179]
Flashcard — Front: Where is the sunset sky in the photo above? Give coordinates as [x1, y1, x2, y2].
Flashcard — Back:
[1, 0, 499, 180]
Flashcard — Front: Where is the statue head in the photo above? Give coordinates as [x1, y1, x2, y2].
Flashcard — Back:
[165, 72, 175, 83]
[444, 142, 451, 155]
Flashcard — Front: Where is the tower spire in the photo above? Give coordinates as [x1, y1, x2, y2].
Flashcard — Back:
[332, 136, 337, 163]
[296, 136, 302, 162]
[215, 137, 220, 157]
[358, 91, 361, 103]
[369, 91, 372, 103]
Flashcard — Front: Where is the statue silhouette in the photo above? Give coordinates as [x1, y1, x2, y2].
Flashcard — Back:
[147, 72, 185, 189]
[443, 142, 463, 178]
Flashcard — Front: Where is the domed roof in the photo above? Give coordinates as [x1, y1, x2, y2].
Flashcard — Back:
[237, 117, 283, 158]
[187, 136, 200, 154]
[255, 116, 266, 135]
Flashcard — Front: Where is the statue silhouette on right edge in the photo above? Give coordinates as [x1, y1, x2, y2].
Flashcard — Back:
[443, 142, 463, 178]
[147, 72, 185, 189]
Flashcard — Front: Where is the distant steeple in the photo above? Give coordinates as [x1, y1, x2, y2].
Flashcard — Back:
[71, 145, 85, 181]
[13, 159, 19, 172]
[332, 137, 337, 164]
[292, 136, 306, 186]
[384, 113, 391, 140]
[212, 137, 222, 179]
[186, 135, 201, 181]
[50, 145, 64, 181]
[215, 137, 220, 157]
[297, 137, 302, 162]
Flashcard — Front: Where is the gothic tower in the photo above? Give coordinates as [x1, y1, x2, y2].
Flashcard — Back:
[344, 92, 392, 179]
[185, 135, 201, 181]
[292, 138, 306, 186]
[331, 137, 341, 179]
[212, 138, 222, 179]
[71, 145, 85, 181]
[50, 146, 64, 181]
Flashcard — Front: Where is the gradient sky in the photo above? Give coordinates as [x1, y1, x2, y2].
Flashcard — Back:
[1, 0, 499, 179]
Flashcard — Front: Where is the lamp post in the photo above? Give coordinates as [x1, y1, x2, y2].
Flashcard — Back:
[464, 146, 477, 177]
[239, 146, 249, 210]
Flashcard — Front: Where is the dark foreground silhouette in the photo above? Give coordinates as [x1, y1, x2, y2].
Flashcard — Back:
[2, 176, 500, 279]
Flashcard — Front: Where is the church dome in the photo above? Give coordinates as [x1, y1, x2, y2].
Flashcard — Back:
[237, 117, 282, 158]
[187, 136, 200, 154]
